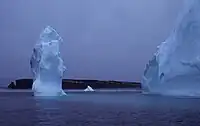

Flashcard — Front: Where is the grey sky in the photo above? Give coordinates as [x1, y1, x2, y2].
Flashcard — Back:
[0, 0, 183, 82]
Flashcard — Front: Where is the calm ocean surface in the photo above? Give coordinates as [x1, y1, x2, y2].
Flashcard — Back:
[0, 89, 200, 126]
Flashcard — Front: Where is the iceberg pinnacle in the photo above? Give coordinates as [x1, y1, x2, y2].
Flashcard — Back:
[30, 26, 66, 96]
[142, 0, 200, 96]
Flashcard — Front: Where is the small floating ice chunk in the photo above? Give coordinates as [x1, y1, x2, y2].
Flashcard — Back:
[84, 86, 94, 92]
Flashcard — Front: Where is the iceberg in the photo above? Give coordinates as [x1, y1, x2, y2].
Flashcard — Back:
[142, 0, 200, 96]
[30, 26, 66, 96]
[84, 86, 94, 92]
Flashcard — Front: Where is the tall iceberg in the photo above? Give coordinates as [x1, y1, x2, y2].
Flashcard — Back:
[30, 26, 66, 96]
[142, 0, 200, 96]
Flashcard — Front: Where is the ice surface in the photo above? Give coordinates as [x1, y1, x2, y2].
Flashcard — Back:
[84, 86, 94, 92]
[142, 0, 200, 96]
[30, 26, 66, 96]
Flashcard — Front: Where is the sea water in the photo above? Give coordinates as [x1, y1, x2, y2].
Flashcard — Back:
[0, 89, 200, 126]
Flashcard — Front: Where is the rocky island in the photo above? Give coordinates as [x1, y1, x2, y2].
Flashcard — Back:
[8, 79, 141, 90]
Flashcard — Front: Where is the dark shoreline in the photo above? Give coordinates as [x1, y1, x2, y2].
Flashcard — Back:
[7, 79, 141, 90]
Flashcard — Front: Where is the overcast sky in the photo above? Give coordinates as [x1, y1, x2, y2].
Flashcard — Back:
[0, 0, 183, 82]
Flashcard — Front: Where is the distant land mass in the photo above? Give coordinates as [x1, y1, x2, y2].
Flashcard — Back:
[7, 79, 141, 89]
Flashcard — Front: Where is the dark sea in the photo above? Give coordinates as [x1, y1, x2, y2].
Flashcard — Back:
[1, 89, 200, 126]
